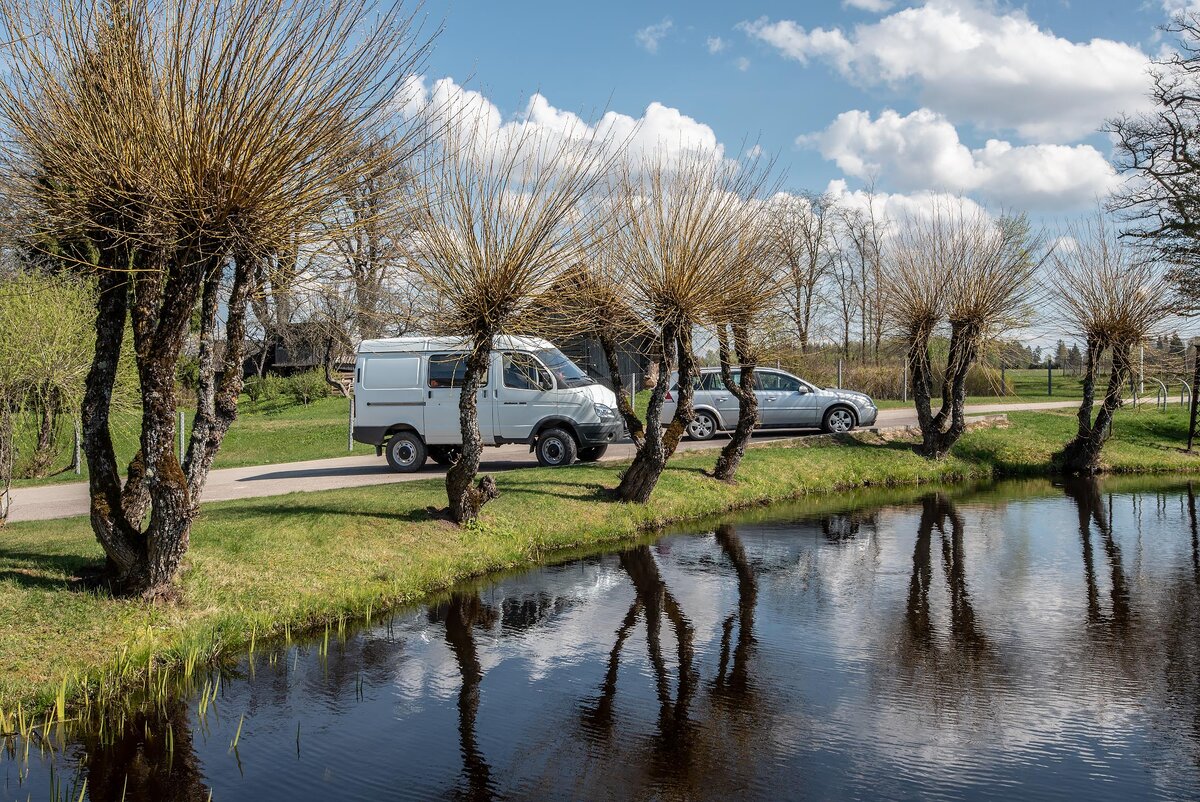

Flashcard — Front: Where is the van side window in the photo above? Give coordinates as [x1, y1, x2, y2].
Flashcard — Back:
[503, 353, 552, 390]
[428, 353, 488, 389]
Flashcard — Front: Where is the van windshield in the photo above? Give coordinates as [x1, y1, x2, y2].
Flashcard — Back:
[535, 348, 594, 387]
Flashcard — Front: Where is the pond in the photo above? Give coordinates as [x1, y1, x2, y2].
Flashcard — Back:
[5, 477, 1200, 801]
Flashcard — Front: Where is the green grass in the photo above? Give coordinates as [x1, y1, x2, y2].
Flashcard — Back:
[3, 405, 1199, 715]
[13, 395, 369, 488]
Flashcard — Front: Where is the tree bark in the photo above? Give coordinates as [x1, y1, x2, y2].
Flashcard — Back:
[1059, 341, 1133, 474]
[1189, 342, 1200, 452]
[713, 324, 758, 482]
[616, 321, 681, 503]
[598, 331, 644, 449]
[184, 255, 255, 503]
[911, 321, 980, 459]
[446, 337, 500, 523]
[0, 402, 12, 525]
[83, 240, 220, 598]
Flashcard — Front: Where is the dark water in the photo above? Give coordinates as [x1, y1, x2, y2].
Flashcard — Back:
[6, 477, 1200, 801]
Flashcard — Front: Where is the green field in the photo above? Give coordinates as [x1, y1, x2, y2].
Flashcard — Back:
[3, 406, 1199, 714]
[12, 395, 369, 488]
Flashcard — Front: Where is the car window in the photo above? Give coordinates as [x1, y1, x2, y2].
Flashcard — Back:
[701, 372, 739, 390]
[503, 352, 553, 390]
[755, 372, 802, 392]
[427, 353, 488, 389]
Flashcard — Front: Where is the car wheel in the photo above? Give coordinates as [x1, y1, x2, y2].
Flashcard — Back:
[536, 428, 578, 467]
[429, 446, 461, 467]
[386, 432, 428, 473]
[578, 445, 608, 462]
[822, 406, 856, 434]
[686, 411, 718, 441]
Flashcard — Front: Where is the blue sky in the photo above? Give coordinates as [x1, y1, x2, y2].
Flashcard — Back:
[415, 0, 1184, 215]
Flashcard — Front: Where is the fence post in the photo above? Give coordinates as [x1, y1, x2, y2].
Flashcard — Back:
[73, 418, 81, 475]
[1047, 360, 1052, 397]
[178, 410, 185, 458]
[1001, 364, 1006, 395]
[837, 359, 843, 390]
[902, 367, 907, 403]
[348, 394, 354, 453]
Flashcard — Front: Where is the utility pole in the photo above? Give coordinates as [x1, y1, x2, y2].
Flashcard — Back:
[1047, 359, 1052, 397]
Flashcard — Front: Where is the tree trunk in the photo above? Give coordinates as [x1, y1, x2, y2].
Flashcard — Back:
[184, 255, 255, 503]
[713, 324, 758, 482]
[912, 322, 979, 459]
[0, 402, 13, 525]
[1189, 342, 1200, 452]
[84, 242, 215, 598]
[616, 322, 679, 503]
[322, 335, 350, 398]
[27, 388, 61, 479]
[1060, 341, 1133, 474]
[446, 337, 500, 523]
[598, 331, 644, 449]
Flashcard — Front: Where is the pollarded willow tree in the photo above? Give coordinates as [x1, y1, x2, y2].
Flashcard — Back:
[603, 148, 768, 503]
[884, 204, 1045, 459]
[710, 209, 777, 483]
[1052, 215, 1176, 474]
[403, 118, 616, 524]
[0, 0, 434, 596]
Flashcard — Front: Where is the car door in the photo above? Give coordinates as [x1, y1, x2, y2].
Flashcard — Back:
[702, 371, 743, 428]
[755, 370, 819, 428]
[425, 352, 496, 445]
[494, 351, 557, 442]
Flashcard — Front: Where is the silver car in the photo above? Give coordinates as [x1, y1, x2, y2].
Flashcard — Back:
[660, 367, 878, 440]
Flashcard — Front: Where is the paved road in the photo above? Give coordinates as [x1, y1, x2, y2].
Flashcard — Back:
[5, 400, 1079, 523]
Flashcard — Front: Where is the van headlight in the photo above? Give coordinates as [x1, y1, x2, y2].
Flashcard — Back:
[594, 403, 616, 421]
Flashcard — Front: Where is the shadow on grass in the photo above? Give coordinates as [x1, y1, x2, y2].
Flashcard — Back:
[0, 551, 103, 592]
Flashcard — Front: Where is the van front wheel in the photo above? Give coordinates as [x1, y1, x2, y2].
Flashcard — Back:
[535, 428, 578, 467]
[386, 432, 427, 473]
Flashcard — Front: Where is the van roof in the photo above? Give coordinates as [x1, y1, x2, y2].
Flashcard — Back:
[357, 335, 556, 354]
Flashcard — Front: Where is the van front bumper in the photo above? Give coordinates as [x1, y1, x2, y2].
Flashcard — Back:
[578, 421, 622, 445]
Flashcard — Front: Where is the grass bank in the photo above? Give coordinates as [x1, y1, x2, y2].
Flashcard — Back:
[3, 407, 1199, 714]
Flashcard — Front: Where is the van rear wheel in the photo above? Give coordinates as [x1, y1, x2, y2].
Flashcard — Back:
[535, 428, 578, 467]
[578, 445, 608, 462]
[386, 432, 427, 473]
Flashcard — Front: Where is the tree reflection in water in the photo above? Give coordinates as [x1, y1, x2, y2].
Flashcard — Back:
[1064, 477, 1132, 633]
[576, 524, 774, 797]
[432, 592, 500, 802]
[78, 699, 210, 802]
[898, 492, 995, 697]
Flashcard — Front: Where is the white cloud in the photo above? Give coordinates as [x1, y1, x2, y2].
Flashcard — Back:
[635, 18, 673, 54]
[844, 0, 894, 12]
[824, 179, 990, 224]
[399, 76, 724, 167]
[804, 108, 1119, 209]
[740, 1, 1152, 142]
[735, 56, 751, 72]
[706, 36, 727, 54]
[1163, 1, 1200, 15]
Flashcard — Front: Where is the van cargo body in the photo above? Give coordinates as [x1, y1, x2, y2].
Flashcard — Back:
[353, 335, 622, 471]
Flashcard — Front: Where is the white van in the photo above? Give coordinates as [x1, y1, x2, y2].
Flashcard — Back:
[353, 335, 623, 472]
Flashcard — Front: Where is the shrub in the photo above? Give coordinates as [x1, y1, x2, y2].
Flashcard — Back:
[243, 374, 287, 405]
[286, 369, 329, 406]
